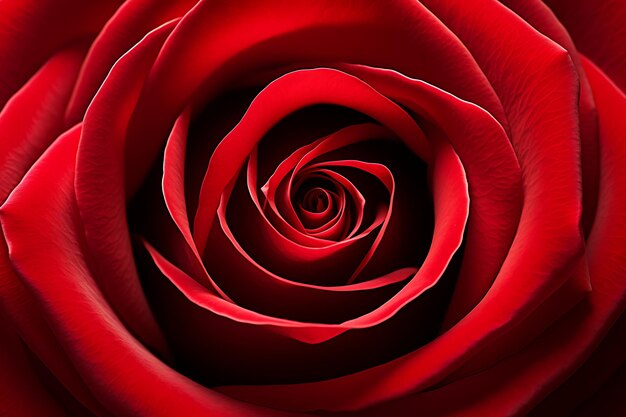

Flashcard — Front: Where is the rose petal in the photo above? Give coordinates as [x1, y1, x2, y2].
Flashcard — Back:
[0, 311, 70, 417]
[75, 20, 179, 356]
[237, 125, 389, 280]
[0, 126, 112, 415]
[264, 160, 363, 243]
[161, 106, 232, 299]
[304, 160, 394, 284]
[261, 123, 388, 245]
[446, 256, 591, 381]
[208, 164, 403, 323]
[529, 314, 626, 416]
[343, 59, 626, 413]
[219, 0, 585, 409]
[205, 210, 415, 322]
[0, 51, 111, 413]
[0, 47, 85, 200]
[287, 171, 352, 240]
[571, 363, 626, 416]
[228, 158, 384, 283]
[335, 64, 523, 328]
[544, 0, 626, 93]
[123, 0, 505, 197]
[1, 121, 292, 417]
[0, 0, 122, 108]
[296, 187, 340, 233]
[193, 68, 428, 254]
[501, 0, 599, 236]
[65, 0, 197, 122]
[258, 134, 365, 247]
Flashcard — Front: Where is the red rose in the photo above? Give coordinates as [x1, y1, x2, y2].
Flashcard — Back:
[1, 1, 625, 416]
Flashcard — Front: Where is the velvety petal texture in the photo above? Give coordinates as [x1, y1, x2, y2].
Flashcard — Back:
[0, 1, 625, 416]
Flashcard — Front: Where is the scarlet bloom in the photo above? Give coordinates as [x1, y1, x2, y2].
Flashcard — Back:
[0, 1, 625, 416]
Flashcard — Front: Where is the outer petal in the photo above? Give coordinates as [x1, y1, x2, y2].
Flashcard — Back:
[499, 0, 599, 235]
[0, 0, 122, 108]
[75, 20, 178, 356]
[529, 314, 626, 416]
[0, 127, 114, 416]
[0, 51, 111, 414]
[123, 0, 506, 196]
[572, 363, 626, 417]
[543, 0, 626, 93]
[65, 0, 198, 122]
[0, 310, 69, 417]
[335, 64, 523, 327]
[326, 54, 626, 417]
[0, 47, 85, 200]
[0, 123, 297, 417]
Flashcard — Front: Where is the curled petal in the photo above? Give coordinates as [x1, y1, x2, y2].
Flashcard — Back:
[193, 68, 428, 253]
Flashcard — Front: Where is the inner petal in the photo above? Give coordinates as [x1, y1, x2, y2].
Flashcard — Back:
[301, 187, 331, 214]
